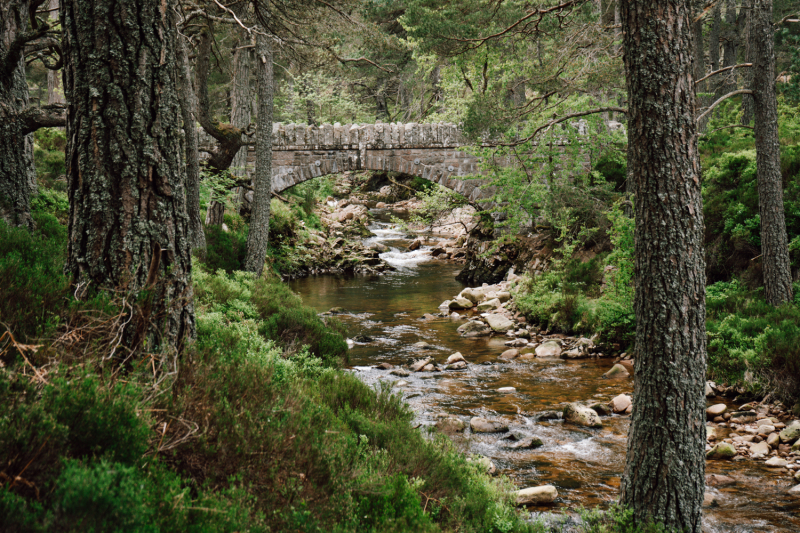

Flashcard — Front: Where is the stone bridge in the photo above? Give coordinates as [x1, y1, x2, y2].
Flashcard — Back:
[202, 122, 504, 204]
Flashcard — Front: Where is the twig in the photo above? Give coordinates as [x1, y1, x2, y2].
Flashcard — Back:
[695, 63, 752, 85]
[696, 89, 753, 124]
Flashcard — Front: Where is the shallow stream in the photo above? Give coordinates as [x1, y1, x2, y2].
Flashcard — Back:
[290, 214, 800, 532]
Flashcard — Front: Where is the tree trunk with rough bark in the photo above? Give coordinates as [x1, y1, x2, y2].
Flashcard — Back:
[244, 32, 273, 277]
[751, 0, 794, 305]
[46, 0, 64, 105]
[63, 0, 194, 352]
[177, 32, 206, 253]
[710, 3, 721, 92]
[742, 0, 755, 125]
[694, 0, 709, 131]
[0, 0, 36, 228]
[230, 29, 251, 179]
[619, 0, 707, 531]
[721, 0, 739, 94]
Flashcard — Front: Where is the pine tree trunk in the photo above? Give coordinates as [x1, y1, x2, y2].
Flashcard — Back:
[244, 32, 273, 277]
[0, 0, 35, 229]
[721, 0, 739, 94]
[619, 0, 707, 531]
[177, 31, 206, 253]
[694, 0, 709, 131]
[46, 0, 64, 105]
[710, 4, 721, 93]
[230, 29, 251, 179]
[742, 0, 755, 125]
[63, 0, 194, 351]
[751, 0, 794, 305]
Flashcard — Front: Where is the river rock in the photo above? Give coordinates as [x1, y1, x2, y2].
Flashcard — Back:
[439, 300, 453, 309]
[445, 361, 467, 370]
[706, 474, 736, 486]
[374, 362, 394, 370]
[408, 239, 422, 251]
[414, 341, 434, 349]
[457, 321, 491, 337]
[729, 411, 757, 424]
[706, 442, 736, 459]
[779, 421, 800, 443]
[591, 403, 612, 416]
[765, 457, 788, 467]
[602, 364, 630, 379]
[706, 426, 717, 440]
[563, 403, 603, 428]
[421, 364, 435, 372]
[535, 340, 562, 358]
[611, 394, 632, 414]
[410, 357, 432, 372]
[495, 291, 512, 303]
[390, 369, 410, 377]
[500, 349, 519, 360]
[477, 298, 501, 312]
[790, 484, 800, 495]
[498, 387, 516, 393]
[485, 314, 515, 333]
[436, 417, 466, 433]
[759, 425, 776, 435]
[393, 380, 409, 388]
[518, 349, 536, 360]
[505, 338, 528, 347]
[706, 404, 727, 418]
[446, 352, 466, 364]
[460, 287, 490, 304]
[750, 441, 770, 456]
[617, 359, 635, 375]
[449, 297, 474, 310]
[470, 417, 509, 433]
[538, 410, 562, 421]
[705, 381, 715, 397]
[560, 347, 586, 359]
[504, 436, 544, 450]
[516, 485, 558, 505]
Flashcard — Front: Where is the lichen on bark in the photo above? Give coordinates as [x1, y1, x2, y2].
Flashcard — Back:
[63, 0, 195, 351]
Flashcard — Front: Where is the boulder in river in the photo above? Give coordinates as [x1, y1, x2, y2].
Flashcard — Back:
[410, 357, 433, 372]
[516, 485, 558, 506]
[449, 297, 474, 310]
[445, 361, 467, 370]
[504, 436, 544, 450]
[476, 298, 501, 312]
[765, 457, 787, 467]
[446, 352, 466, 364]
[505, 338, 528, 347]
[749, 441, 769, 456]
[563, 403, 603, 428]
[535, 340, 562, 358]
[436, 417, 466, 433]
[706, 404, 727, 418]
[390, 369, 410, 377]
[485, 314, 515, 333]
[779, 420, 800, 443]
[706, 474, 736, 486]
[374, 362, 394, 370]
[602, 364, 630, 379]
[591, 403, 612, 416]
[460, 287, 491, 304]
[470, 417, 509, 433]
[457, 321, 491, 337]
[706, 442, 736, 459]
[705, 381, 715, 397]
[499, 349, 519, 360]
[408, 239, 422, 251]
[414, 341, 433, 349]
[611, 394, 632, 414]
[729, 411, 757, 424]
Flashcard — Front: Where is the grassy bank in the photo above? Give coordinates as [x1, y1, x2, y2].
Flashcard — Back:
[0, 212, 543, 533]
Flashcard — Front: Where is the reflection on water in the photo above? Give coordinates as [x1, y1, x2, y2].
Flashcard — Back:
[290, 220, 800, 532]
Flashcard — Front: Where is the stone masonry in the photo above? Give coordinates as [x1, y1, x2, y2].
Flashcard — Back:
[199, 122, 505, 204]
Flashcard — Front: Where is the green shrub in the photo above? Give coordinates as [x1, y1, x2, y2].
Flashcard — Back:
[202, 219, 248, 273]
[0, 218, 69, 341]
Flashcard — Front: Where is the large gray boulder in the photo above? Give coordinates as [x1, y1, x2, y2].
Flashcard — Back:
[460, 287, 492, 304]
[457, 321, 491, 337]
[470, 417, 509, 433]
[563, 403, 603, 428]
[476, 298, 501, 312]
[485, 314, 515, 333]
[779, 420, 800, 443]
[516, 485, 558, 505]
[449, 297, 474, 310]
[706, 442, 736, 459]
[535, 340, 562, 357]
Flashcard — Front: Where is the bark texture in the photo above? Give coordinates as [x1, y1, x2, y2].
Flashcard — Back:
[619, 0, 707, 531]
[243, 32, 273, 277]
[751, 0, 794, 305]
[177, 32, 206, 252]
[741, 0, 755, 124]
[230, 28, 252, 178]
[721, 0, 739, 94]
[63, 0, 194, 351]
[46, 0, 64, 105]
[0, 0, 35, 228]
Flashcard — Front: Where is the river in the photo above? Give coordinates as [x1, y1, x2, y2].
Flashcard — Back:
[290, 215, 800, 532]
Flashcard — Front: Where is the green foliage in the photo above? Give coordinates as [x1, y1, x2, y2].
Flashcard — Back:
[31, 189, 69, 223]
[33, 128, 67, 189]
[203, 216, 249, 273]
[576, 504, 670, 533]
[276, 72, 374, 124]
[0, 218, 69, 341]
[706, 280, 800, 401]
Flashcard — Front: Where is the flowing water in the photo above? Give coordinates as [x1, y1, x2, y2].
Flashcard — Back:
[290, 213, 800, 532]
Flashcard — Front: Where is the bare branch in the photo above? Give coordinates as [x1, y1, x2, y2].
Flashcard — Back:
[497, 107, 627, 147]
[0, 23, 50, 81]
[695, 63, 752, 85]
[700, 124, 754, 137]
[19, 104, 67, 135]
[696, 89, 753, 124]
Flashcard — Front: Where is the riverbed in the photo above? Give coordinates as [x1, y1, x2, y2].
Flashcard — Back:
[290, 217, 800, 532]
